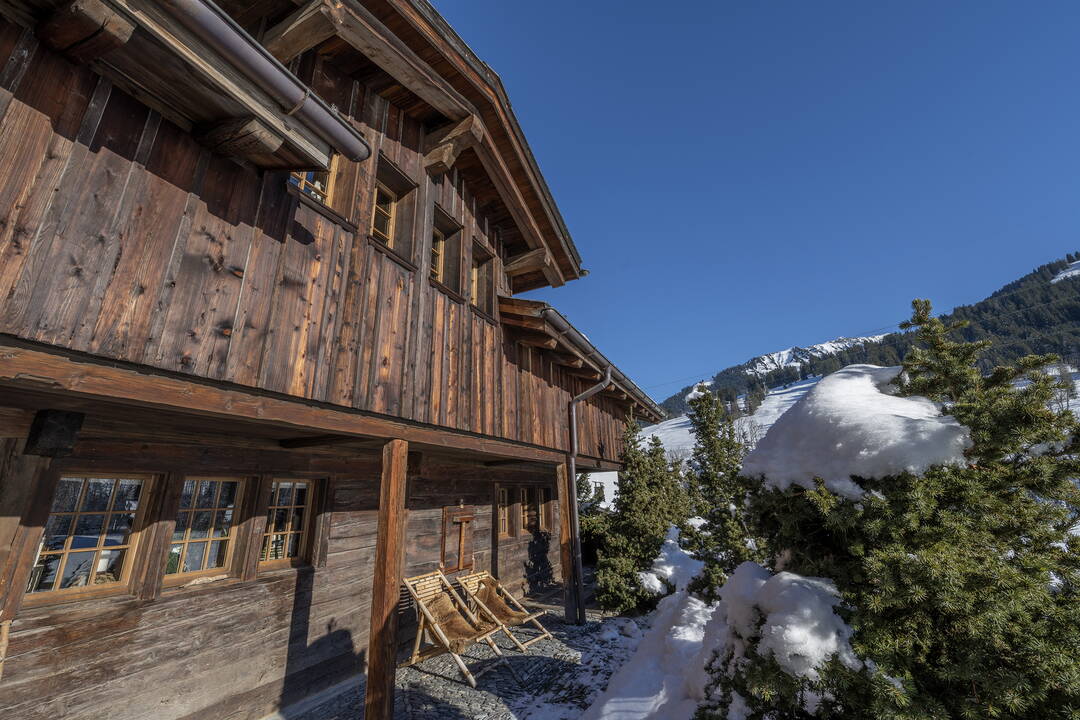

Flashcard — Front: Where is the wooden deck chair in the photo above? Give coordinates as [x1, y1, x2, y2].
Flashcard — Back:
[457, 571, 553, 652]
[400, 570, 509, 687]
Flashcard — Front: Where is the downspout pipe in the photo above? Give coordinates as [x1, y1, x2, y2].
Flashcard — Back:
[159, 0, 371, 162]
[565, 366, 611, 625]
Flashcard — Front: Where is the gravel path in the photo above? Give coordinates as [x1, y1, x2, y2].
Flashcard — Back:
[287, 608, 646, 720]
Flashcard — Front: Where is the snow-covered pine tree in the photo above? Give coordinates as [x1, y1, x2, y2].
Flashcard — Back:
[681, 386, 761, 598]
[707, 299, 1080, 719]
[595, 419, 689, 613]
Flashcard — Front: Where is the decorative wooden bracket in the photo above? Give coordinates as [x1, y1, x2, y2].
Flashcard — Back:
[37, 0, 135, 62]
[423, 116, 485, 175]
[503, 247, 554, 279]
[262, 0, 337, 63]
[23, 409, 84, 458]
[199, 117, 286, 166]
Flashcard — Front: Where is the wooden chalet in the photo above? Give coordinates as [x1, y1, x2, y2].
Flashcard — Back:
[0, 0, 662, 718]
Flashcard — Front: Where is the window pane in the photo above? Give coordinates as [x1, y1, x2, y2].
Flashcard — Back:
[60, 551, 95, 588]
[113, 480, 142, 511]
[294, 484, 308, 508]
[27, 554, 61, 593]
[291, 506, 304, 533]
[213, 510, 233, 537]
[182, 542, 206, 573]
[82, 479, 113, 511]
[179, 480, 195, 509]
[375, 189, 392, 212]
[43, 514, 72, 551]
[277, 483, 294, 507]
[72, 514, 104, 549]
[266, 534, 286, 561]
[190, 511, 212, 539]
[51, 478, 82, 512]
[274, 508, 288, 533]
[95, 549, 125, 584]
[195, 481, 217, 508]
[105, 514, 135, 546]
[260, 535, 269, 562]
[219, 482, 238, 509]
[287, 534, 300, 558]
[373, 210, 391, 238]
[173, 511, 189, 541]
[208, 540, 228, 569]
[165, 544, 183, 574]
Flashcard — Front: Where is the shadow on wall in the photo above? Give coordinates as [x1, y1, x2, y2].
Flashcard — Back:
[525, 531, 555, 595]
[279, 567, 366, 712]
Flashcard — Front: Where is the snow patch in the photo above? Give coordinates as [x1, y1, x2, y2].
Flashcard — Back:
[742, 365, 972, 499]
[1051, 260, 1080, 284]
[745, 335, 887, 378]
[639, 526, 705, 594]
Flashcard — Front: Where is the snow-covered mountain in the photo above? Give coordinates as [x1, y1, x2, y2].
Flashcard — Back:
[744, 336, 887, 377]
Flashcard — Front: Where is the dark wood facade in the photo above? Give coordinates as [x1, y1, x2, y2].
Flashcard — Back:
[0, 1, 660, 718]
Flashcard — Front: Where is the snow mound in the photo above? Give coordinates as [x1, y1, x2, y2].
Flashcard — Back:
[742, 365, 972, 499]
[720, 562, 861, 681]
[1051, 260, 1080, 284]
[639, 526, 705, 594]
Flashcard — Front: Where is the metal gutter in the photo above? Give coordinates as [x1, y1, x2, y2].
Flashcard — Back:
[539, 307, 664, 420]
[159, 0, 371, 162]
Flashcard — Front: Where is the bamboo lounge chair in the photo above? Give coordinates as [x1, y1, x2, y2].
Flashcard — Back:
[400, 569, 509, 687]
[457, 571, 553, 652]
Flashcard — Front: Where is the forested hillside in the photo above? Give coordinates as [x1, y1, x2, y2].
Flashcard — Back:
[660, 253, 1080, 416]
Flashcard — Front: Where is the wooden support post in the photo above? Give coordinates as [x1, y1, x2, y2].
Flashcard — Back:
[364, 439, 409, 720]
[555, 464, 573, 603]
[0, 618, 9, 681]
[0, 452, 55, 622]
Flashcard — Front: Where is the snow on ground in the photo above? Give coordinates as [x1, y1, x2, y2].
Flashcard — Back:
[1051, 260, 1080, 284]
[592, 377, 822, 509]
[742, 365, 972, 499]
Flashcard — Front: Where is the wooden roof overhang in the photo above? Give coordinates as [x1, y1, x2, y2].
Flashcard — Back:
[499, 297, 665, 424]
[0, 338, 623, 471]
[1, 0, 369, 169]
[259, 0, 581, 291]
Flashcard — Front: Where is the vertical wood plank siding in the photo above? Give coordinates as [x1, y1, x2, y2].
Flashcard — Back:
[0, 22, 633, 464]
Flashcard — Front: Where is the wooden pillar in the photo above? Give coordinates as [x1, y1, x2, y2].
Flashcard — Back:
[364, 439, 409, 720]
[555, 464, 574, 612]
[0, 439, 55, 623]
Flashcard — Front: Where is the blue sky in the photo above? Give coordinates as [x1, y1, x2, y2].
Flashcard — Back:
[432, 0, 1080, 399]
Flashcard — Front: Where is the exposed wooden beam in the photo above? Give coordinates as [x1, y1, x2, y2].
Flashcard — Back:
[38, 0, 135, 62]
[565, 367, 602, 381]
[278, 434, 356, 449]
[23, 409, 84, 457]
[364, 439, 410, 720]
[262, 0, 336, 63]
[198, 117, 284, 165]
[508, 331, 557, 350]
[548, 352, 584, 369]
[423, 115, 484, 175]
[503, 247, 551, 278]
[500, 313, 547, 333]
[0, 342, 565, 465]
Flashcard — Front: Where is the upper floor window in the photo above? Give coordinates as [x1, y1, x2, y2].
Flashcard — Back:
[497, 487, 510, 537]
[539, 487, 553, 531]
[27, 475, 148, 596]
[165, 477, 243, 578]
[431, 205, 462, 293]
[471, 243, 495, 316]
[430, 227, 445, 279]
[260, 479, 315, 565]
[290, 170, 330, 204]
[370, 182, 397, 246]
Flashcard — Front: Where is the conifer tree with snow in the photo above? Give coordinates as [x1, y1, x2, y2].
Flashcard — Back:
[699, 299, 1080, 719]
[595, 419, 690, 613]
[681, 385, 762, 598]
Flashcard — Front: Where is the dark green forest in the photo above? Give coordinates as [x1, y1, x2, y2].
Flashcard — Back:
[659, 253, 1080, 417]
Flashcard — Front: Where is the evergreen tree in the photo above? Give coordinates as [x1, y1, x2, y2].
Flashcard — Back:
[708, 299, 1080, 719]
[595, 420, 690, 613]
[681, 387, 761, 597]
[576, 471, 593, 504]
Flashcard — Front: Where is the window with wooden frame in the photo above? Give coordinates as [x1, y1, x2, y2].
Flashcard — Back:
[471, 242, 495, 316]
[290, 165, 334, 205]
[260, 479, 315, 565]
[430, 205, 463, 293]
[26, 475, 150, 597]
[519, 487, 539, 532]
[165, 477, 243, 579]
[497, 487, 511, 538]
[539, 487, 553, 531]
[370, 181, 397, 246]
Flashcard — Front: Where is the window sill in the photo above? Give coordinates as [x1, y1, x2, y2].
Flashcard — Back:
[369, 235, 418, 272]
[19, 584, 133, 610]
[287, 183, 357, 232]
[429, 277, 465, 304]
[470, 304, 498, 325]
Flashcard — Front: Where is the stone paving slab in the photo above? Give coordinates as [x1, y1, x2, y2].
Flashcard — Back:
[287, 610, 645, 720]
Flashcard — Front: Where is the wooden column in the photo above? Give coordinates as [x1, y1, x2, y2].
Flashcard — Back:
[364, 439, 409, 720]
[555, 464, 574, 606]
[0, 439, 55, 623]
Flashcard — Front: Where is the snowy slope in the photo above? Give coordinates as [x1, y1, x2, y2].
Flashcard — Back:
[591, 377, 822, 508]
[1051, 260, 1080, 283]
[744, 335, 887, 377]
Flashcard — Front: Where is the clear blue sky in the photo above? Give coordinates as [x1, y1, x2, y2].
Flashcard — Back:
[432, 0, 1080, 398]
